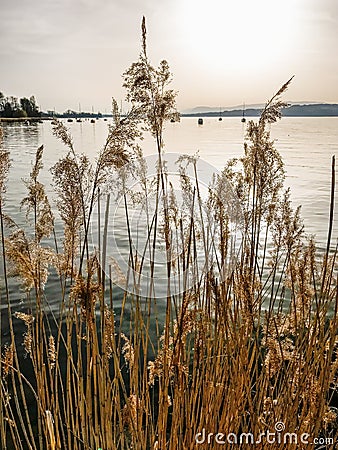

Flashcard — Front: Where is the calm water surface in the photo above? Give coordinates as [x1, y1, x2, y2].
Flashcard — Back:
[1, 117, 337, 308]
[2, 116, 337, 241]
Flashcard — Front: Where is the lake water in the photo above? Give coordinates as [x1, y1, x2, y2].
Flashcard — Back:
[1, 116, 337, 307]
[2, 117, 337, 240]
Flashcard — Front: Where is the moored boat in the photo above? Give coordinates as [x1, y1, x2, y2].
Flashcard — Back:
[241, 103, 246, 123]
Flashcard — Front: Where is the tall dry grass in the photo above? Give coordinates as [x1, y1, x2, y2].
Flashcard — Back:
[1, 17, 337, 450]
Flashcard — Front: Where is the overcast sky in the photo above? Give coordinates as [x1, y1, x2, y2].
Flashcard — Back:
[1, 0, 337, 112]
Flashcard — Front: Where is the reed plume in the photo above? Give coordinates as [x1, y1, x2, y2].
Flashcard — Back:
[0, 126, 10, 198]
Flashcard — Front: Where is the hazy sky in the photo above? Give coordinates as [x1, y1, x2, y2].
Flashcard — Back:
[1, 0, 337, 112]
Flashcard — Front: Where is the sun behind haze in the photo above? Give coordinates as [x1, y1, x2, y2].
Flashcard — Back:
[180, 0, 300, 71]
[177, 0, 306, 106]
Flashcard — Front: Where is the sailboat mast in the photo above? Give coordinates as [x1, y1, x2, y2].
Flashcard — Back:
[241, 102, 246, 123]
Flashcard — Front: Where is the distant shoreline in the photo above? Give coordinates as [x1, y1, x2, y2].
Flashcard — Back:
[0, 117, 50, 122]
[182, 103, 338, 117]
[1, 103, 338, 121]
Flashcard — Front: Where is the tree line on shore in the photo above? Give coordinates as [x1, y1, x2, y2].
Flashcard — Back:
[0, 92, 106, 119]
[0, 92, 41, 118]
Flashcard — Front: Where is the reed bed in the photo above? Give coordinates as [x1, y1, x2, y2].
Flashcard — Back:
[0, 18, 337, 450]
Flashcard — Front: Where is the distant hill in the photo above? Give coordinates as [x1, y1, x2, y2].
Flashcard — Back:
[183, 103, 264, 114]
[282, 104, 338, 116]
[182, 103, 338, 117]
